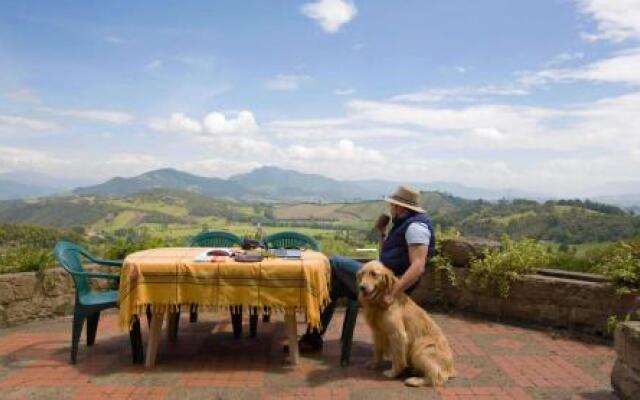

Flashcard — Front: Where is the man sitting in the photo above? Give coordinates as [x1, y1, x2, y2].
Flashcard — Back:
[299, 185, 436, 351]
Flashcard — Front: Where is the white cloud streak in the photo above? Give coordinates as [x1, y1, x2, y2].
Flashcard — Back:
[0, 114, 58, 131]
[265, 74, 312, 91]
[42, 107, 134, 124]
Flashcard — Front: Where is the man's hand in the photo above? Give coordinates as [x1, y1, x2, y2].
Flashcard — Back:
[375, 214, 390, 237]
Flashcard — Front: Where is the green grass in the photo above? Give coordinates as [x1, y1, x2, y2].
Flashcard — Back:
[109, 198, 189, 217]
[493, 211, 537, 224]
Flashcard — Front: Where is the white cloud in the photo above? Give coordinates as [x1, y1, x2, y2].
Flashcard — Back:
[3, 88, 40, 103]
[334, 88, 356, 96]
[146, 59, 163, 70]
[183, 159, 263, 178]
[576, 0, 640, 42]
[42, 107, 134, 124]
[525, 48, 640, 86]
[300, 0, 358, 33]
[105, 35, 125, 44]
[265, 74, 312, 91]
[390, 85, 528, 103]
[203, 111, 259, 137]
[287, 139, 384, 163]
[148, 112, 203, 134]
[0, 114, 58, 131]
[347, 99, 558, 133]
[147, 110, 260, 143]
[545, 52, 585, 67]
[0, 145, 68, 173]
[454, 65, 469, 73]
[267, 117, 418, 141]
[104, 153, 162, 170]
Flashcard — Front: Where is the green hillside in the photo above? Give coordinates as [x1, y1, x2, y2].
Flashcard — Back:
[1, 188, 639, 246]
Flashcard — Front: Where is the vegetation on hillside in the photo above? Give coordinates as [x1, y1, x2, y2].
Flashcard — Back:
[0, 189, 638, 292]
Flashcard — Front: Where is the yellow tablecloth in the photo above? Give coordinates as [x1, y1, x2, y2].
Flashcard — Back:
[118, 247, 331, 330]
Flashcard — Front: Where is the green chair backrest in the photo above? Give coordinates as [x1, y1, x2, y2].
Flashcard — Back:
[264, 231, 319, 251]
[188, 230, 243, 247]
[54, 240, 93, 297]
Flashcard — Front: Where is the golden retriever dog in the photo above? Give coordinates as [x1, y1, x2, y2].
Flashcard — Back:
[356, 261, 456, 387]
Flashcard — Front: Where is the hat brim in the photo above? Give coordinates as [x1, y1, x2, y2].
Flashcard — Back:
[384, 197, 425, 213]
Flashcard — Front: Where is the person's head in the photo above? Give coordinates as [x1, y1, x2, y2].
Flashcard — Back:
[384, 185, 424, 220]
[389, 203, 409, 219]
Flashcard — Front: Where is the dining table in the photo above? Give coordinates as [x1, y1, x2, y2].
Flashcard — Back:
[117, 247, 331, 367]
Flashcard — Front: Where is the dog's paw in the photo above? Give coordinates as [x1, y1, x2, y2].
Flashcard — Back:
[382, 369, 402, 379]
[404, 377, 426, 387]
[365, 360, 382, 370]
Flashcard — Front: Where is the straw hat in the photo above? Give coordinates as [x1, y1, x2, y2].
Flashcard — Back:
[385, 185, 425, 213]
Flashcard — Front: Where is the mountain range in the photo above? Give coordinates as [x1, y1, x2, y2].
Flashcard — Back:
[1, 166, 639, 207]
[70, 166, 548, 202]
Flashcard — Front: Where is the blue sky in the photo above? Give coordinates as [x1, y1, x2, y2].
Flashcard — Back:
[1, 0, 639, 195]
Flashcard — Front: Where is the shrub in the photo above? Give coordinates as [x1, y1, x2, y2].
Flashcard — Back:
[0, 246, 56, 273]
[596, 240, 640, 292]
[468, 235, 551, 298]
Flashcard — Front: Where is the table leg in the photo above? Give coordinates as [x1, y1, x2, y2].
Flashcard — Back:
[284, 311, 299, 365]
[145, 308, 166, 368]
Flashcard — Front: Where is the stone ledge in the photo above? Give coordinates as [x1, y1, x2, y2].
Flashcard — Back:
[0, 266, 117, 328]
[412, 267, 637, 337]
[613, 322, 640, 399]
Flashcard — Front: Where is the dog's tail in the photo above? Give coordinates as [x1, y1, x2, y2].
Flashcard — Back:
[409, 341, 450, 387]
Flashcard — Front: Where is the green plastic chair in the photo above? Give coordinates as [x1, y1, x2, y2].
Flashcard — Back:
[263, 231, 319, 251]
[184, 231, 251, 338]
[340, 300, 359, 366]
[263, 231, 320, 324]
[188, 230, 243, 248]
[54, 241, 143, 364]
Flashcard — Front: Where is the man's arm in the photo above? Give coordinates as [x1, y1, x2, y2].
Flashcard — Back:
[389, 244, 428, 298]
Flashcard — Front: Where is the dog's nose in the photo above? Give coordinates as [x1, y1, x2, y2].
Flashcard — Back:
[358, 285, 367, 292]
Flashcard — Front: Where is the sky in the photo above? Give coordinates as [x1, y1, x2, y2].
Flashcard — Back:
[1, 0, 640, 196]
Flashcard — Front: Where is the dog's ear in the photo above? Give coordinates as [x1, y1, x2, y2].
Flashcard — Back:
[382, 269, 398, 293]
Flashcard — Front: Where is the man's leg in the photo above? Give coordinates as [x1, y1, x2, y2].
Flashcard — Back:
[299, 256, 362, 351]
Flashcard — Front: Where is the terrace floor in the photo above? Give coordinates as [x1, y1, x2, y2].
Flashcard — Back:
[0, 309, 618, 400]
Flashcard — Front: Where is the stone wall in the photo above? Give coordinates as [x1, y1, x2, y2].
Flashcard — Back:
[411, 267, 636, 337]
[0, 267, 114, 328]
[612, 322, 640, 399]
[0, 239, 635, 337]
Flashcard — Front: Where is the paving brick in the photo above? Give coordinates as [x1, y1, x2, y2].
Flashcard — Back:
[0, 310, 616, 400]
[492, 355, 598, 388]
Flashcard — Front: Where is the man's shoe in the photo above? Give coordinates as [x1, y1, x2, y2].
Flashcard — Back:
[299, 332, 323, 353]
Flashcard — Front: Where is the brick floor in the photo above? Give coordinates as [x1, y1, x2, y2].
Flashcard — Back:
[0, 310, 617, 400]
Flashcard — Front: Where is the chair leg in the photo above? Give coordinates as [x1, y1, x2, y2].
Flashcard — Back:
[230, 307, 242, 339]
[262, 306, 271, 323]
[167, 310, 180, 343]
[146, 305, 152, 328]
[86, 311, 100, 346]
[70, 310, 85, 364]
[249, 307, 258, 338]
[340, 300, 359, 367]
[190, 304, 198, 323]
[129, 316, 144, 364]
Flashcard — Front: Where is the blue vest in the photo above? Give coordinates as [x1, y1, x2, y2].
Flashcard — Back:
[380, 212, 436, 276]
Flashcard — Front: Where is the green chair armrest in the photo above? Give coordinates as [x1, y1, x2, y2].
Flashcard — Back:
[92, 259, 124, 267]
[72, 271, 120, 280]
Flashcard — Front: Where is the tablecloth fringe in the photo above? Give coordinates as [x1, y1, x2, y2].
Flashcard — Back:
[129, 301, 332, 330]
